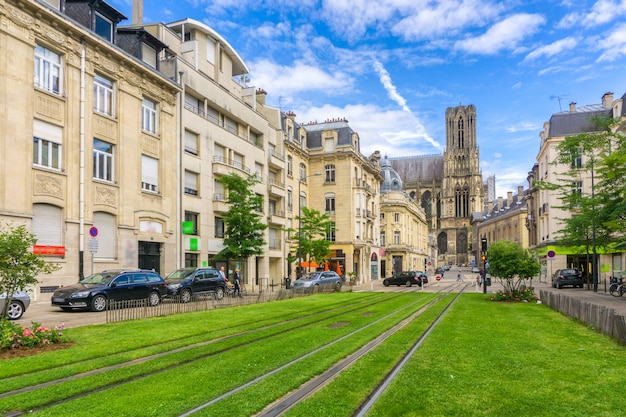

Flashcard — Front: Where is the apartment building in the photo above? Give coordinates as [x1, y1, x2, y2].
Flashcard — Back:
[0, 0, 180, 299]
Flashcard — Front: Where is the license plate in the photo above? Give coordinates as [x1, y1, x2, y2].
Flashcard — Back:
[52, 297, 65, 303]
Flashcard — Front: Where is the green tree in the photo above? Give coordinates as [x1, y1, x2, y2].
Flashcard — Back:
[0, 224, 59, 320]
[487, 240, 540, 293]
[216, 173, 267, 280]
[295, 207, 333, 275]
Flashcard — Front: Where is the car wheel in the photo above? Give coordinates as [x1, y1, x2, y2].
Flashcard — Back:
[91, 294, 107, 312]
[7, 301, 24, 320]
[215, 287, 224, 300]
[313, 284, 320, 293]
[405, 280, 412, 287]
[148, 291, 160, 307]
[335, 283, 342, 292]
[180, 288, 192, 303]
[383, 280, 390, 287]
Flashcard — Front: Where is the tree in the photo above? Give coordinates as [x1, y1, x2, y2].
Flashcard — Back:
[295, 207, 333, 275]
[216, 173, 267, 280]
[0, 224, 59, 320]
[487, 240, 540, 293]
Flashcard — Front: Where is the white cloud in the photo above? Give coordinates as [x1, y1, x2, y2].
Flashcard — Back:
[596, 23, 626, 61]
[454, 13, 545, 55]
[558, 0, 626, 28]
[248, 59, 353, 97]
[392, 0, 503, 41]
[505, 121, 541, 133]
[320, 0, 397, 42]
[523, 37, 578, 62]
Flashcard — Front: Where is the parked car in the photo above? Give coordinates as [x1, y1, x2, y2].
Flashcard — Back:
[291, 271, 342, 292]
[552, 268, 584, 289]
[417, 271, 429, 284]
[51, 269, 167, 312]
[435, 267, 444, 275]
[0, 291, 30, 320]
[472, 266, 480, 273]
[164, 267, 227, 302]
[383, 271, 423, 287]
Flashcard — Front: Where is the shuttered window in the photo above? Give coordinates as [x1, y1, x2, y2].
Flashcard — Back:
[93, 212, 115, 259]
[32, 204, 62, 245]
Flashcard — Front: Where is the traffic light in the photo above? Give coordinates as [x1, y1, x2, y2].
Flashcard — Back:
[481, 237, 488, 252]
[481, 255, 487, 262]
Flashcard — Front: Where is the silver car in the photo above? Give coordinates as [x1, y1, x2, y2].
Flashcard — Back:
[0, 291, 31, 320]
[291, 271, 342, 292]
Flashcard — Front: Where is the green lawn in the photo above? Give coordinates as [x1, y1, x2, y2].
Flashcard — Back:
[2, 292, 625, 417]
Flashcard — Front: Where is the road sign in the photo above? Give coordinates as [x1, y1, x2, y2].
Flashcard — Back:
[547, 250, 556, 259]
[88, 237, 99, 253]
[89, 226, 98, 238]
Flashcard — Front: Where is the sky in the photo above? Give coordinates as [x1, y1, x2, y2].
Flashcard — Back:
[112, 0, 626, 199]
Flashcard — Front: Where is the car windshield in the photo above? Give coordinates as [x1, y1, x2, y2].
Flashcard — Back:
[80, 272, 118, 285]
[300, 273, 321, 280]
[165, 269, 196, 282]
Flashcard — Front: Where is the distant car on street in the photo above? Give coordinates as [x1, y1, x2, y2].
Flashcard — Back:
[51, 269, 166, 312]
[164, 267, 227, 302]
[384, 271, 423, 287]
[552, 268, 584, 289]
[472, 266, 480, 273]
[0, 291, 30, 320]
[291, 271, 342, 292]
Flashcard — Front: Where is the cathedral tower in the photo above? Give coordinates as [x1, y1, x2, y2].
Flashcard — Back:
[438, 105, 484, 266]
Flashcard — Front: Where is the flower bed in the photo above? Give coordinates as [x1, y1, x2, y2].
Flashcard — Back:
[490, 288, 539, 302]
[1, 320, 65, 350]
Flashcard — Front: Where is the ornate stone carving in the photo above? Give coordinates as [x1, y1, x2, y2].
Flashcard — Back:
[95, 186, 116, 207]
[34, 174, 64, 199]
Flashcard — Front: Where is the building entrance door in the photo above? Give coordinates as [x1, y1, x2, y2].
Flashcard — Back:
[138, 241, 161, 273]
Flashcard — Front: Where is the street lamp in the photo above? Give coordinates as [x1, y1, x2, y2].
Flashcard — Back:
[297, 172, 321, 278]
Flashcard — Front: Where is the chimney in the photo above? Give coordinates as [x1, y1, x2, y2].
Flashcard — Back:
[517, 185, 524, 201]
[569, 102, 576, 112]
[498, 196, 503, 210]
[507, 191, 513, 207]
[132, 0, 143, 25]
[602, 91, 614, 107]
[256, 88, 267, 105]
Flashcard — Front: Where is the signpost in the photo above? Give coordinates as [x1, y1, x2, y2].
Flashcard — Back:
[88, 227, 98, 275]
[547, 250, 556, 284]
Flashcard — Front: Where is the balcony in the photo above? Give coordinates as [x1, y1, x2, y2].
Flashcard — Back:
[268, 149, 285, 168]
[212, 193, 229, 213]
[268, 179, 285, 197]
[267, 210, 286, 226]
[212, 156, 251, 177]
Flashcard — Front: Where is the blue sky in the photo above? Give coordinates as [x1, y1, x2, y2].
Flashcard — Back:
[113, 0, 626, 198]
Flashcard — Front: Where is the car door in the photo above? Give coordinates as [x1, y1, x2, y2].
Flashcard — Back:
[109, 274, 133, 301]
[191, 270, 210, 294]
[130, 273, 151, 300]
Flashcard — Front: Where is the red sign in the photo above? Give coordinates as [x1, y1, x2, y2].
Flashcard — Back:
[33, 245, 66, 256]
[436, 275, 441, 281]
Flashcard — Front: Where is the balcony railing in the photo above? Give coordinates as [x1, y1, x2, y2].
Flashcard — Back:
[213, 156, 251, 174]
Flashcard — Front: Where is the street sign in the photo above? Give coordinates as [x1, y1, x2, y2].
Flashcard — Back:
[88, 237, 99, 253]
[89, 226, 98, 238]
[547, 250, 556, 259]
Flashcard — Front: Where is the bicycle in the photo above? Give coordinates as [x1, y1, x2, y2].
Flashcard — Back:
[609, 276, 624, 297]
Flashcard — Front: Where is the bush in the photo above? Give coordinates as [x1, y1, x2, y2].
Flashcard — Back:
[490, 288, 538, 302]
[0, 320, 65, 350]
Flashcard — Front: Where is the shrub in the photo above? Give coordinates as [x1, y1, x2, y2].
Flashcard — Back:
[0, 320, 65, 350]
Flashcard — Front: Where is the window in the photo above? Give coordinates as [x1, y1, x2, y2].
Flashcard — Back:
[33, 119, 62, 170]
[269, 228, 279, 249]
[394, 231, 401, 244]
[326, 222, 336, 242]
[34, 45, 61, 95]
[207, 37, 216, 65]
[394, 213, 400, 223]
[95, 12, 113, 42]
[325, 164, 335, 183]
[299, 193, 306, 214]
[93, 139, 114, 182]
[32, 204, 63, 246]
[93, 75, 114, 117]
[214, 180, 225, 201]
[184, 211, 199, 235]
[287, 155, 293, 176]
[325, 193, 335, 214]
[287, 187, 293, 211]
[142, 43, 157, 68]
[299, 163, 306, 181]
[572, 181, 582, 199]
[185, 253, 198, 268]
[141, 155, 158, 193]
[142, 98, 157, 134]
[185, 130, 198, 155]
[380, 231, 386, 246]
[215, 217, 224, 238]
[184, 170, 198, 196]
[571, 148, 583, 168]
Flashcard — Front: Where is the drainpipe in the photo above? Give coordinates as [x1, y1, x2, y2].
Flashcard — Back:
[78, 39, 86, 279]
[178, 71, 184, 268]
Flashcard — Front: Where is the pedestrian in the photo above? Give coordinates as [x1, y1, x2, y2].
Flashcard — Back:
[233, 268, 241, 297]
[457, 272, 463, 281]
[219, 266, 227, 282]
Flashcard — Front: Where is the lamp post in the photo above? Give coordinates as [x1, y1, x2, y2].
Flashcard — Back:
[297, 172, 321, 278]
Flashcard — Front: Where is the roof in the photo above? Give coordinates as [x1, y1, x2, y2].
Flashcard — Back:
[548, 104, 612, 137]
[166, 18, 249, 75]
[388, 154, 444, 183]
[303, 120, 355, 148]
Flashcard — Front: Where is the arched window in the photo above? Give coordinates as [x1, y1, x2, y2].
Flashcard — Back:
[457, 117, 464, 148]
[325, 192, 336, 214]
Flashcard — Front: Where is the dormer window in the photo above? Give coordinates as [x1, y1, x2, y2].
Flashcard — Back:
[95, 12, 113, 42]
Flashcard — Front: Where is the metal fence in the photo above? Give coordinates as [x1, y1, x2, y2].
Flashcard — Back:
[104, 286, 342, 324]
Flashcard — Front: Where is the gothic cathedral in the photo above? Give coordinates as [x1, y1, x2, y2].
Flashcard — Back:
[389, 105, 485, 266]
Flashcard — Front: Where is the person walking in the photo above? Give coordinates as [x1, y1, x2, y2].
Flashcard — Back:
[457, 272, 463, 281]
[219, 266, 227, 282]
[233, 268, 241, 297]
